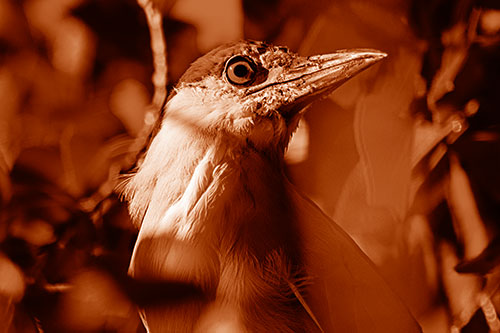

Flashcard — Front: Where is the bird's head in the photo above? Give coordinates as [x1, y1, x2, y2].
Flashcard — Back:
[165, 40, 386, 152]
[122, 41, 387, 228]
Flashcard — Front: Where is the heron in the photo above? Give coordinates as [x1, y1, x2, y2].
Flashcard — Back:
[122, 40, 421, 332]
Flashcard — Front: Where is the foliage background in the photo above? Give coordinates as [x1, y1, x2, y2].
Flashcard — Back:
[0, 0, 499, 331]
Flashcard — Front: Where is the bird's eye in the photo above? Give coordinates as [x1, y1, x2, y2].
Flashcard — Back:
[225, 56, 256, 85]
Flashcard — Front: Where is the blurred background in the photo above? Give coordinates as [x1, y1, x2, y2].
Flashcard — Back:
[0, 0, 499, 331]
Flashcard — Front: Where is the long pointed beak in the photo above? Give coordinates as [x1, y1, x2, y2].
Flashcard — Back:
[246, 49, 387, 118]
[287, 49, 387, 94]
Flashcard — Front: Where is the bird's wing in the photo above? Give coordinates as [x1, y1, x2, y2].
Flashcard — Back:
[289, 184, 422, 332]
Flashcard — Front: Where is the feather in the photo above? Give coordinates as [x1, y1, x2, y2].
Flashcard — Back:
[287, 280, 325, 333]
[288, 183, 422, 332]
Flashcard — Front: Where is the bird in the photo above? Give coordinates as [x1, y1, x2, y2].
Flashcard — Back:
[122, 40, 422, 332]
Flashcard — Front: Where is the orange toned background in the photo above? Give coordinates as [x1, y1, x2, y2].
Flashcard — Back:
[0, 0, 499, 331]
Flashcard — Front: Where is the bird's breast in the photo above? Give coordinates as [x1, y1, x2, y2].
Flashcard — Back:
[128, 136, 312, 331]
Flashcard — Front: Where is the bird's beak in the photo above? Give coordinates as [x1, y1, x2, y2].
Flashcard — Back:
[286, 49, 387, 94]
[248, 49, 387, 118]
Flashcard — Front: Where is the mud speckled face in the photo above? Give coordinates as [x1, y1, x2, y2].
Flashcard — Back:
[167, 40, 386, 149]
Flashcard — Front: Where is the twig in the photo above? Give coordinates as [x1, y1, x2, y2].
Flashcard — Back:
[79, 0, 168, 214]
[127, 0, 168, 162]
[137, 0, 168, 111]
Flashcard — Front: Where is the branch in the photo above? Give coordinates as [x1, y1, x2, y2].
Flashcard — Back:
[80, 0, 168, 213]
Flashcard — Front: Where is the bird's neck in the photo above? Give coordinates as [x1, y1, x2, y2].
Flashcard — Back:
[128, 111, 302, 255]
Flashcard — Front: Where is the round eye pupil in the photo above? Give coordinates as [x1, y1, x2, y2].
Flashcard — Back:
[234, 64, 249, 77]
[225, 56, 256, 85]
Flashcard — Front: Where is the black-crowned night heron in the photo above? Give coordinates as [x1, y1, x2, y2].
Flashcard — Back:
[122, 40, 421, 332]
